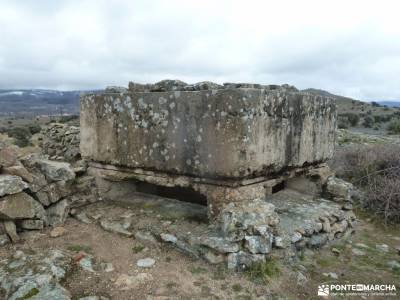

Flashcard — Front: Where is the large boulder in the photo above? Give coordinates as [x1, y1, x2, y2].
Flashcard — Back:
[35, 160, 75, 182]
[325, 176, 357, 202]
[2, 165, 33, 183]
[46, 199, 69, 226]
[0, 146, 18, 168]
[217, 199, 279, 236]
[36, 181, 71, 207]
[0, 175, 28, 197]
[0, 192, 46, 221]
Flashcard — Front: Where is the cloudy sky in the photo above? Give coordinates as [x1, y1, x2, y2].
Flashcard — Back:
[0, 0, 399, 100]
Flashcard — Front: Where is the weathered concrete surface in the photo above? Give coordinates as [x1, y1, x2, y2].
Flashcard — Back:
[81, 88, 336, 179]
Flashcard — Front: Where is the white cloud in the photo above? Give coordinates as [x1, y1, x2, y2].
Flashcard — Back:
[0, 0, 399, 100]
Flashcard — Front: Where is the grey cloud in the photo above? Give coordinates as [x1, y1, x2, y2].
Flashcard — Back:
[0, 0, 399, 101]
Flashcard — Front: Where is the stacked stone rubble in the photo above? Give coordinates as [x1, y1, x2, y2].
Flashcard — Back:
[40, 123, 80, 162]
[124, 79, 299, 93]
[0, 142, 97, 245]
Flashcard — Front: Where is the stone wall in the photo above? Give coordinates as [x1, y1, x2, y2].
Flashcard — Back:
[0, 143, 96, 245]
[81, 81, 336, 180]
[40, 123, 80, 162]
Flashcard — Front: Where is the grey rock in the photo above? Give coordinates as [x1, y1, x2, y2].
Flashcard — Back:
[0, 233, 10, 246]
[79, 256, 95, 272]
[39, 181, 71, 206]
[183, 81, 223, 91]
[198, 234, 239, 253]
[376, 244, 389, 253]
[105, 86, 128, 93]
[29, 283, 71, 300]
[330, 220, 348, 235]
[3, 165, 34, 183]
[0, 146, 18, 168]
[244, 234, 273, 254]
[218, 199, 278, 235]
[273, 236, 287, 248]
[128, 82, 153, 92]
[342, 202, 353, 210]
[352, 248, 366, 256]
[160, 233, 177, 243]
[325, 176, 355, 202]
[321, 218, 331, 233]
[323, 272, 338, 279]
[296, 271, 308, 285]
[134, 231, 157, 243]
[203, 250, 225, 264]
[46, 199, 69, 227]
[227, 251, 265, 270]
[36, 159, 75, 182]
[355, 243, 369, 249]
[100, 219, 133, 237]
[4, 220, 19, 242]
[18, 219, 44, 230]
[136, 258, 155, 268]
[309, 234, 328, 248]
[100, 262, 114, 272]
[74, 212, 92, 224]
[291, 232, 302, 243]
[0, 175, 28, 197]
[0, 249, 71, 300]
[0, 192, 46, 221]
[387, 260, 400, 270]
[151, 79, 188, 92]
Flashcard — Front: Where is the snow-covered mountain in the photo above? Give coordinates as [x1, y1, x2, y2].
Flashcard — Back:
[0, 89, 100, 116]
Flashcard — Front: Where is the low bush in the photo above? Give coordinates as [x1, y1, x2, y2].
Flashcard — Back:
[339, 113, 360, 127]
[330, 144, 400, 223]
[245, 258, 281, 284]
[338, 117, 350, 129]
[362, 116, 374, 128]
[28, 123, 42, 135]
[7, 126, 32, 147]
[346, 113, 360, 126]
[387, 119, 400, 134]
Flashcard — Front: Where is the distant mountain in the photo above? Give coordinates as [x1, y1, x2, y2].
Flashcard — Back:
[0, 89, 101, 116]
[377, 101, 400, 108]
[301, 88, 399, 116]
[302, 88, 360, 104]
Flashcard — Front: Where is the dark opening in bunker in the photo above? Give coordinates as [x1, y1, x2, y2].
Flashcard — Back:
[272, 180, 285, 194]
[135, 181, 208, 206]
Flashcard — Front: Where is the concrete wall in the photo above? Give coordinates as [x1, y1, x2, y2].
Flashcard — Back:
[80, 88, 336, 179]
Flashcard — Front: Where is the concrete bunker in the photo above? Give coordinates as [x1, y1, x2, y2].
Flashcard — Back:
[81, 81, 337, 217]
[79, 80, 356, 269]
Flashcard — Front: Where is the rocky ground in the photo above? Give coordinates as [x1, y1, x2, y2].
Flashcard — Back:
[0, 206, 399, 300]
[0, 124, 399, 299]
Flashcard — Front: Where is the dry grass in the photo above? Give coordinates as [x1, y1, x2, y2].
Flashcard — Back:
[330, 144, 400, 223]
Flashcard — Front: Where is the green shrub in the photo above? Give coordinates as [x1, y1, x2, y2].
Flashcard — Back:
[371, 101, 381, 107]
[58, 115, 79, 123]
[341, 113, 360, 126]
[7, 126, 32, 147]
[245, 258, 281, 284]
[338, 117, 350, 129]
[28, 124, 42, 135]
[374, 115, 383, 123]
[387, 119, 400, 134]
[362, 116, 374, 128]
